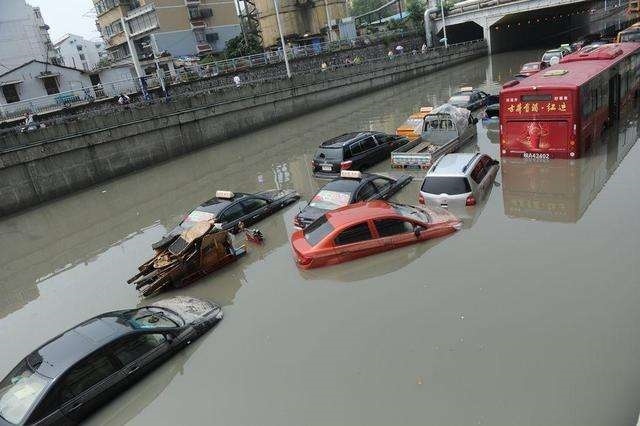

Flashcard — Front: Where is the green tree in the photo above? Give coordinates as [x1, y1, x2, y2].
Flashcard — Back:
[406, 0, 426, 30]
[225, 34, 263, 59]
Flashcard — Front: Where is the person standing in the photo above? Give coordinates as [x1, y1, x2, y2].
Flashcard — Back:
[421, 43, 428, 54]
[233, 75, 241, 88]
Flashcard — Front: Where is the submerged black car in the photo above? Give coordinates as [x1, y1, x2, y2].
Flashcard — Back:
[311, 132, 409, 178]
[0, 297, 222, 425]
[447, 87, 492, 110]
[153, 189, 299, 249]
[294, 171, 413, 229]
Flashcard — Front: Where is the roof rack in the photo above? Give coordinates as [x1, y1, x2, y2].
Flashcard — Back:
[462, 153, 481, 173]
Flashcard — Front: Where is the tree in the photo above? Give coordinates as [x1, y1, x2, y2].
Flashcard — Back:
[225, 34, 263, 59]
[350, 0, 388, 18]
[406, 0, 426, 30]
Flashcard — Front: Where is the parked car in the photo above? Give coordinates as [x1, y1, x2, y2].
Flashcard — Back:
[519, 61, 549, 77]
[0, 296, 222, 425]
[418, 153, 499, 208]
[541, 49, 566, 65]
[290, 200, 461, 269]
[153, 189, 299, 249]
[294, 170, 413, 229]
[311, 132, 409, 178]
[447, 87, 491, 110]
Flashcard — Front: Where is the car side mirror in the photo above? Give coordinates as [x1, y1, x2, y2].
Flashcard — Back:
[414, 225, 426, 237]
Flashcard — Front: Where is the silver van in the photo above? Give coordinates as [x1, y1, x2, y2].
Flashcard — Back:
[419, 153, 499, 208]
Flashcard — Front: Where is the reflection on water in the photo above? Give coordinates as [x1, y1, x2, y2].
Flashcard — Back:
[0, 49, 639, 426]
[501, 110, 639, 222]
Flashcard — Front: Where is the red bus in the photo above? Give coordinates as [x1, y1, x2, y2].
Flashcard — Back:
[500, 42, 640, 159]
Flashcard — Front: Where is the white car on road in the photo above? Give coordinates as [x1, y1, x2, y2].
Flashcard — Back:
[418, 153, 499, 208]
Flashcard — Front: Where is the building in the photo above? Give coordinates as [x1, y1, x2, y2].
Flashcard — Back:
[255, 0, 348, 46]
[0, 60, 92, 105]
[54, 34, 108, 71]
[0, 0, 58, 73]
[94, 0, 242, 71]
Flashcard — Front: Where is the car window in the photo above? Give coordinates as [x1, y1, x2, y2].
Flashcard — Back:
[241, 198, 268, 213]
[421, 176, 471, 195]
[372, 178, 392, 192]
[112, 334, 167, 366]
[334, 222, 372, 246]
[349, 142, 363, 156]
[374, 219, 414, 237]
[470, 161, 487, 184]
[360, 137, 377, 151]
[356, 182, 377, 201]
[219, 203, 244, 222]
[480, 156, 493, 169]
[303, 216, 335, 246]
[0, 360, 52, 424]
[58, 352, 118, 403]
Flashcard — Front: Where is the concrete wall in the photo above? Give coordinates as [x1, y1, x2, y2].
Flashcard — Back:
[0, 40, 487, 216]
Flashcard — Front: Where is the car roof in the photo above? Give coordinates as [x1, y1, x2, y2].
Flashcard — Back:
[195, 193, 249, 214]
[319, 132, 381, 147]
[428, 153, 479, 176]
[324, 200, 397, 226]
[26, 314, 135, 378]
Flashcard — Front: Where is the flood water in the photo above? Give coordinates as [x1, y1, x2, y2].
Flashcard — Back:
[1, 49, 639, 426]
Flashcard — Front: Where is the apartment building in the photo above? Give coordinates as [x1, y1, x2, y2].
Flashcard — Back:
[0, 0, 58, 72]
[94, 0, 242, 69]
[54, 34, 107, 71]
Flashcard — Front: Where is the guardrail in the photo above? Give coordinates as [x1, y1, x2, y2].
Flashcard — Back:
[0, 39, 486, 137]
[1, 29, 424, 122]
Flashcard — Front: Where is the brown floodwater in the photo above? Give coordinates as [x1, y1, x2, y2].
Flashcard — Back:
[1, 49, 639, 426]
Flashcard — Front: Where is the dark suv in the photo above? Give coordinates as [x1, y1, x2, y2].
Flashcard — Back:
[311, 132, 409, 178]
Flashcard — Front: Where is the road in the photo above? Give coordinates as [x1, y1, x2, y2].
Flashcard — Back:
[0, 49, 639, 426]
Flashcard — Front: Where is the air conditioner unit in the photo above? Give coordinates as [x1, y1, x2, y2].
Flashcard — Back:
[205, 32, 218, 42]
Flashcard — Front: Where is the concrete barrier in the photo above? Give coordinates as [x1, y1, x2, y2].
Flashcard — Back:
[0, 40, 487, 216]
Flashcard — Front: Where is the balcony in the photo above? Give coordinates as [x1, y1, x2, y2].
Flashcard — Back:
[188, 7, 213, 20]
[125, 3, 159, 37]
[197, 43, 213, 54]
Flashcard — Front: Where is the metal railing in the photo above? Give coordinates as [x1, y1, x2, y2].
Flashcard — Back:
[0, 28, 423, 122]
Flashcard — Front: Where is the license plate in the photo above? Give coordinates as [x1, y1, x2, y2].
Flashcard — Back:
[322, 165, 332, 171]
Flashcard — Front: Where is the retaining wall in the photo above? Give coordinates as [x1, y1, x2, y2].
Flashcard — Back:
[0, 40, 487, 216]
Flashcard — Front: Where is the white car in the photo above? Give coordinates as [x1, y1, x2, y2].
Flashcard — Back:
[418, 153, 499, 208]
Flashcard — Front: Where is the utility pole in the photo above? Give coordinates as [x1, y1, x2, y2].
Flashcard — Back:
[121, 17, 145, 85]
[440, 0, 448, 48]
[273, 0, 292, 78]
[324, 0, 334, 42]
[150, 34, 167, 96]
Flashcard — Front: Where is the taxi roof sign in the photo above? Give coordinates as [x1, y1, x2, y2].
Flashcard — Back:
[460, 86, 473, 92]
[419, 106, 433, 113]
[216, 190, 235, 199]
[340, 170, 362, 179]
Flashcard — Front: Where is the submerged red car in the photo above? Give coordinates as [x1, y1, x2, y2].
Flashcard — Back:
[518, 61, 548, 76]
[290, 200, 461, 269]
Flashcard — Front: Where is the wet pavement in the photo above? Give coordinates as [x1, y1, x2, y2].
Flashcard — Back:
[1, 49, 639, 426]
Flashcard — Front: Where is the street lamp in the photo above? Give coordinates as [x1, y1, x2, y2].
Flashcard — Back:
[273, 0, 292, 78]
[439, 0, 448, 48]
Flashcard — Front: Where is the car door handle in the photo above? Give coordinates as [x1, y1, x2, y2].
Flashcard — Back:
[252, 215, 259, 219]
[127, 365, 140, 375]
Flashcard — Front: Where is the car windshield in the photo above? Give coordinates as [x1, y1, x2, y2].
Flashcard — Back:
[181, 209, 215, 229]
[0, 360, 51, 424]
[393, 204, 431, 223]
[121, 307, 181, 329]
[315, 147, 343, 161]
[421, 176, 471, 195]
[309, 190, 351, 210]
[542, 52, 561, 61]
[303, 215, 335, 246]
[449, 95, 470, 104]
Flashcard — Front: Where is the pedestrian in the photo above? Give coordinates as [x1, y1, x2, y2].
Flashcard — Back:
[395, 44, 404, 55]
[388, 50, 394, 60]
[421, 43, 428, 54]
[321, 61, 328, 72]
[233, 75, 241, 88]
[117, 92, 130, 105]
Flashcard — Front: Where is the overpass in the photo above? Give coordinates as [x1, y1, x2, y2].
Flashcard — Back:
[426, 0, 636, 53]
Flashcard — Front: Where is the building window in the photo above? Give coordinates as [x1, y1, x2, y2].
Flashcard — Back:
[194, 28, 206, 43]
[79, 53, 86, 60]
[1, 84, 20, 103]
[42, 76, 59, 95]
[76, 45, 83, 51]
